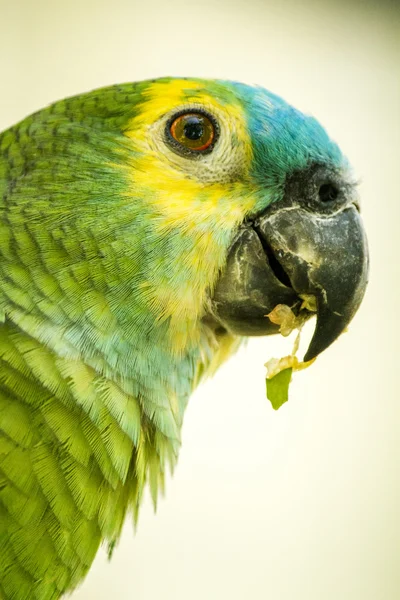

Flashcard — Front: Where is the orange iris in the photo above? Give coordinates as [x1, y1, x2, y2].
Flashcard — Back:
[169, 113, 215, 152]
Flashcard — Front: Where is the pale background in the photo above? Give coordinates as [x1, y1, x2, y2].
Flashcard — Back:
[1, 0, 399, 598]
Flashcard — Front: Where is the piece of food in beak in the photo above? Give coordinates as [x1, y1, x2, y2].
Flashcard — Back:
[265, 304, 316, 410]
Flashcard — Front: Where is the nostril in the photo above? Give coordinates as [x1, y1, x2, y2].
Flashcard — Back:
[319, 183, 339, 203]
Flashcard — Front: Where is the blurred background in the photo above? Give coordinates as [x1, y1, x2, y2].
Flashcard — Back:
[1, 0, 399, 598]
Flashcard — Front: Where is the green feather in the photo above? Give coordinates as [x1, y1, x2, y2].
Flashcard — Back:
[0, 76, 346, 598]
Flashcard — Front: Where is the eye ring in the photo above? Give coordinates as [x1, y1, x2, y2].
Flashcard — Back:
[165, 109, 219, 157]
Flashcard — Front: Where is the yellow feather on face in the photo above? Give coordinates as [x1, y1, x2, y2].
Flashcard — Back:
[121, 79, 259, 351]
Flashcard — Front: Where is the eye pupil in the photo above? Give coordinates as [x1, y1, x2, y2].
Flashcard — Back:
[183, 117, 204, 141]
[319, 183, 339, 203]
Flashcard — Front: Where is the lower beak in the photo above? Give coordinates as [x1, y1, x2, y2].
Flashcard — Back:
[210, 204, 368, 361]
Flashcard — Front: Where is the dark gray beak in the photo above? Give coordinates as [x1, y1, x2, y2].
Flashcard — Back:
[209, 165, 369, 361]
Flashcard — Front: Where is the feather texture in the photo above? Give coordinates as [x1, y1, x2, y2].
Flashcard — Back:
[0, 77, 345, 598]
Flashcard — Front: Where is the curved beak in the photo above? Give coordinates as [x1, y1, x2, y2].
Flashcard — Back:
[210, 196, 368, 361]
[255, 204, 369, 361]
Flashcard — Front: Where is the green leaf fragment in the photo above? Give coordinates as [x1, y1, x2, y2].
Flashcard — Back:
[266, 367, 293, 410]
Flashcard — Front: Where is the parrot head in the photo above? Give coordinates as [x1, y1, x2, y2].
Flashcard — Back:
[117, 77, 368, 362]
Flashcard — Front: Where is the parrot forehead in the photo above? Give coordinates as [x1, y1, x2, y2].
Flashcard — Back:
[224, 79, 346, 179]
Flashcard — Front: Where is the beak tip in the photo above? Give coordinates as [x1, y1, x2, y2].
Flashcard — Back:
[303, 333, 324, 362]
[302, 306, 352, 363]
[303, 345, 320, 363]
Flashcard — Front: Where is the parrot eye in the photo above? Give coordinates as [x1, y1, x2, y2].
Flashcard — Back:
[166, 110, 218, 155]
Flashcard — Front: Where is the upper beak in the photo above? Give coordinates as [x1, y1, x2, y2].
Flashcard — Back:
[255, 203, 369, 361]
[209, 167, 369, 361]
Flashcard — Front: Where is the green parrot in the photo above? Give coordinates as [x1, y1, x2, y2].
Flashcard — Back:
[0, 77, 368, 599]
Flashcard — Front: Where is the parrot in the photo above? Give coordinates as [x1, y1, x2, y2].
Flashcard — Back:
[0, 77, 368, 599]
